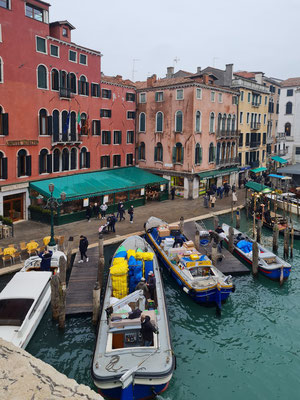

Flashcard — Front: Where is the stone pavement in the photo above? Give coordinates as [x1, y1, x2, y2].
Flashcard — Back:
[1, 189, 246, 250]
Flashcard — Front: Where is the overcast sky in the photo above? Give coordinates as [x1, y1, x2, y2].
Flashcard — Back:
[48, 0, 299, 82]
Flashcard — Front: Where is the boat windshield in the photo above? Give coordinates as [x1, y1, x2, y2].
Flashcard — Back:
[189, 266, 213, 277]
[0, 299, 34, 326]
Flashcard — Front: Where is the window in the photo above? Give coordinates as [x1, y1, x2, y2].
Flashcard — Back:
[258, 114, 261, 124]
[211, 91, 215, 102]
[80, 113, 88, 136]
[287, 89, 293, 96]
[0, 109, 8, 136]
[39, 109, 50, 135]
[195, 143, 202, 165]
[240, 91, 244, 101]
[285, 122, 291, 136]
[268, 99, 274, 113]
[227, 115, 231, 132]
[100, 109, 111, 118]
[286, 102, 293, 114]
[79, 54, 87, 65]
[51, 69, 59, 91]
[246, 132, 250, 146]
[138, 142, 145, 160]
[126, 92, 135, 102]
[156, 112, 163, 132]
[26, 3, 48, 22]
[78, 75, 89, 95]
[154, 142, 163, 162]
[102, 131, 111, 145]
[91, 83, 100, 97]
[127, 131, 134, 144]
[276, 102, 279, 114]
[176, 89, 184, 100]
[127, 111, 135, 119]
[36, 37, 46, 54]
[196, 88, 202, 99]
[79, 147, 90, 169]
[62, 28, 68, 37]
[296, 147, 300, 155]
[263, 114, 266, 125]
[0, 0, 9, 9]
[69, 73, 76, 94]
[209, 112, 215, 133]
[101, 155, 110, 169]
[173, 143, 184, 164]
[37, 65, 47, 89]
[174, 111, 183, 133]
[39, 149, 51, 174]
[263, 132, 266, 145]
[217, 113, 222, 132]
[264, 96, 268, 105]
[61, 148, 69, 171]
[232, 115, 236, 131]
[218, 93, 223, 103]
[139, 93, 146, 103]
[126, 153, 133, 166]
[17, 149, 31, 177]
[248, 93, 251, 103]
[53, 149, 60, 172]
[208, 143, 215, 163]
[113, 154, 121, 167]
[102, 89, 111, 99]
[195, 111, 201, 133]
[92, 120, 101, 135]
[155, 91, 164, 102]
[278, 88, 281, 95]
[139, 113, 146, 132]
[50, 44, 59, 57]
[113, 130, 122, 144]
[239, 112, 243, 124]
[239, 133, 243, 147]
[69, 50, 77, 63]
[0, 151, 7, 179]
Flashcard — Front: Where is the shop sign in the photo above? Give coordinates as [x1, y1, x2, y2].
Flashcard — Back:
[83, 198, 89, 207]
[1, 182, 29, 191]
[6, 140, 39, 146]
[160, 185, 165, 191]
[140, 188, 145, 196]
[103, 195, 109, 203]
[164, 163, 173, 167]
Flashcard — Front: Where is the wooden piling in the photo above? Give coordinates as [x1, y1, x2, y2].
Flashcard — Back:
[97, 235, 105, 287]
[290, 226, 294, 258]
[283, 228, 289, 259]
[92, 282, 101, 325]
[179, 216, 184, 234]
[297, 199, 299, 218]
[211, 243, 218, 265]
[58, 256, 67, 329]
[231, 201, 234, 222]
[283, 198, 286, 218]
[252, 241, 259, 277]
[273, 223, 279, 253]
[236, 207, 241, 229]
[252, 212, 256, 239]
[195, 230, 200, 252]
[51, 273, 60, 320]
[256, 219, 262, 244]
[214, 216, 219, 230]
[228, 226, 234, 254]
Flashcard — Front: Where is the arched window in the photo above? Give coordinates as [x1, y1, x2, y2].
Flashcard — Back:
[39, 109, 48, 135]
[286, 102, 293, 114]
[37, 65, 47, 89]
[173, 142, 184, 164]
[221, 142, 226, 160]
[62, 148, 69, 171]
[69, 73, 76, 94]
[231, 115, 236, 132]
[227, 115, 231, 133]
[51, 69, 59, 91]
[17, 149, 31, 177]
[231, 142, 236, 158]
[195, 143, 202, 165]
[60, 70, 67, 89]
[156, 112, 163, 132]
[39, 149, 49, 174]
[0, 151, 7, 179]
[70, 148, 77, 170]
[62, 110, 69, 140]
[139, 142, 145, 160]
[285, 122, 291, 136]
[80, 112, 88, 135]
[209, 112, 215, 133]
[217, 113, 222, 133]
[216, 142, 221, 164]
[154, 142, 163, 162]
[70, 111, 77, 140]
[139, 113, 146, 132]
[0, 57, 3, 83]
[195, 111, 201, 133]
[175, 111, 183, 132]
[53, 148, 60, 172]
[80, 147, 90, 168]
[221, 113, 226, 131]
[52, 110, 59, 142]
[209, 143, 215, 162]
[226, 142, 231, 159]
[79, 75, 88, 95]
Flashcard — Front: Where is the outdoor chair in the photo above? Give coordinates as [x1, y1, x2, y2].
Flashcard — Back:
[2, 254, 12, 266]
[58, 236, 65, 251]
[12, 251, 22, 263]
[20, 242, 27, 251]
[8, 244, 15, 248]
[37, 245, 45, 253]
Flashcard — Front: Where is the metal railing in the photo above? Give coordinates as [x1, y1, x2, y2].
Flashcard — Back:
[216, 157, 240, 166]
[216, 129, 240, 139]
[59, 87, 72, 98]
[250, 122, 261, 130]
[250, 141, 261, 148]
[52, 132, 81, 143]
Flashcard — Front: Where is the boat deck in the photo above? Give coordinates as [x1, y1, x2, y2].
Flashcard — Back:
[66, 247, 99, 316]
[183, 221, 250, 276]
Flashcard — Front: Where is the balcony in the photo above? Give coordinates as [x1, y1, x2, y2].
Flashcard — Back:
[276, 132, 286, 141]
[249, 160, 259, 168]
[59, 87, 72, 99]
[250, 122, 261, 130]
[216, 157, 240, 167]
[216, 129, 240, 139]
[52, 132, 82, 144]
[266, 135, 273, 144]
[252, 101, 260, 107]
[278, 148, 288, 156]
[250, 141, 261, 148]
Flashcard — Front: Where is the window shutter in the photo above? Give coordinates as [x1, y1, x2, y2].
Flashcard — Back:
[172, 147, 176, 163]
[97, 120, 101, 135]
[67, 73, 70, 90]
[2, 157, 7, 179]
[155, 92, 158, 101]
[17, 156, 22, 177]
[126, 93, 129, 101]
[181, 147, 184, 164]
[47, 116, 52, 135]
[2, 113, 9, 136]
[108, 131, 111, 144]
[78, 80, 81, 95]
[100, 109, 103, 118]
[79, 153, 82, 169]
[108, 90, 111, 99]
[200, 147, 202, 164]
[39, 154, 43, 174]
[97, 84, 100, 97]
[107, 155, 110, 168]
[213, 146, 216, 161]
[47, 154, 52, 173]
[86, 152, 90, 168]
[154, 146, 157, 161]
[26, 155, 32, 176]
[86, 82, 89, 96]
[119, 131, 122, 144]
[161, 146, 163, 161]
[59, 70, 63, 88]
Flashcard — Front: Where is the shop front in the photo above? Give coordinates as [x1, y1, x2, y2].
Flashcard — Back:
[29, 167, 169, 225]
[198, 167, 239, 192]
[0, 182, 30, 222]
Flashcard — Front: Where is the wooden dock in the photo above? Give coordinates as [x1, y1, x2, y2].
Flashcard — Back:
[183, 221, 250, 276]
[66, 246, 99, 315]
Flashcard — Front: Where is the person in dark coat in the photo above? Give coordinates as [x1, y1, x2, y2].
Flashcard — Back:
[39, 250, 52, 271]
[224, 183, 230, 197]
[86, 205, 92, 222]
[135, 277, 149, 298]
[215, 225, 225, 249]
[147, 271, 156, 300]
[140, 315, 158, 346]
[128, 205, 134, 223]
[78, 235, 89, 263]
[171, 187, 175, 200]
[93, 203, 100, 219]
[107, 214, 117, 232]
[119, 202, 125, 222]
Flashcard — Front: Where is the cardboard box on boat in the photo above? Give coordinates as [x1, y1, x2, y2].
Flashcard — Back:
[158, 227, 171, 237]
[184, 240, 194, 248]
[169, 223, 180, 230]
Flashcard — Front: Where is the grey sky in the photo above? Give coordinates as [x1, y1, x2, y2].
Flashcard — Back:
[48, 0, 299, 82]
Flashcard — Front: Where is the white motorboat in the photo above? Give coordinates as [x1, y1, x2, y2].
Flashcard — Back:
[266, 192, 300, 215]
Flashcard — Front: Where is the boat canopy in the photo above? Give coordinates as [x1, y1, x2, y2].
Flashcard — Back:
[245, 181, 273, 193]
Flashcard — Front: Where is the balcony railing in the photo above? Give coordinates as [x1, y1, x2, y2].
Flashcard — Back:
[250, 122, 261, 130]
[52, 132, 82, 144]
[250, 141, 261, 148]
[278, 148, 288, 156]
[59, 87, 72, 99]
[276, 132, 286, 141]
[266, 135, 273, 144]
[252, 101, 260, 107]
[249, 160, 259, 168]
[216, 157, 240, 166]
[216, 129, 240, 139]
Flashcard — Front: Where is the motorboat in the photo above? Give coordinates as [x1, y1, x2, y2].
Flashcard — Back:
[222, 223, 291, 281]
[20, 249, 66, 273]
[266, 192, 300, 216]
[145, 217, 234, 308]
[92, 235, 175, 400]
[0, 271, 52, 348]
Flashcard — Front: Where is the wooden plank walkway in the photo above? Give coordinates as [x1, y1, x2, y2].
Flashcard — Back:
[66, 246, 99, 316]
[183, 221, 250, 276]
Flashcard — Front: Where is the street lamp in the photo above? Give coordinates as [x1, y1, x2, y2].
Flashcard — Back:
[46, 183, 66, 248]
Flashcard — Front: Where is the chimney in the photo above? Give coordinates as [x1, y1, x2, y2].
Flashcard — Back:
[166, 67, 174, 79]
[255, 72, 263, 84]
[197, 66, 201, 74]
[147, 74, 157, 88]
[203, 74, 210, 85]
[224, 64, 233, 87]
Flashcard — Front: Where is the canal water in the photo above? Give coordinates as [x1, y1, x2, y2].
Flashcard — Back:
[2, 210, 300, 399]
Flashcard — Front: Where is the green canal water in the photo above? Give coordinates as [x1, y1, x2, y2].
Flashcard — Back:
[2, 211, 300, 399]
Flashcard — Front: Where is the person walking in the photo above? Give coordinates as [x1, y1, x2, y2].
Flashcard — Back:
[224, 182, 229, 197]
[232, 190, 237, 206]
[170, 187, 175, 200]
[128, 205, 134, 223]
[86, 205, 92, 222]
[220, 185, 224, 200]
[100, 202, 108, 220]
[78, 235, 89, 263]
[216, 186, 221, 198]
[140, 315, 158, 347]
[119, 202, 125, 222]
[93, 203, 100, 219]
[107, 213, 117, 233]
[204, 192, 209, 208]
[232, 183, 236, 192]
[215, 225, 225, 250]
[210, 194, 216, 208]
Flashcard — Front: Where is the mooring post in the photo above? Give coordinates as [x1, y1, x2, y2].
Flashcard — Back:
[256, 219, 262, 244]
[297, 199, 299, 218]
[252, 241, 259, 277]
[92, 281, 101, 325]
[228, 226, 234, 254]
[66, 236, 74, 270]
[98, 234, 105, 286]
[179, 216, 184, 234]
[236, 207, 240, 229]
[51, 273, 60, 320]
[195, 230, 200, 252]
[214, 216, 219, 230]
[283, 228, 289, 259]
[211, 242, 218, 265]
[245, 199, 249, 219]
[290, 226, 294, 258]
[283, 198, 286, 218]
[252, 212, 256, 239]
[273, 223, 279, 253]
[58, 256, 67, 330]
[231, 201, 234, 222]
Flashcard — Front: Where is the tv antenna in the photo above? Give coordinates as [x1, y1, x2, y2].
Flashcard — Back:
[132, 58, 140, 81]
[212, 57, 220, 67]
[173, 56, 180, 67]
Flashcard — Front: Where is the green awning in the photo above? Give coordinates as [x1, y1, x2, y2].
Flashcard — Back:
[245, 181, 272, 193]
[271, 156, 288, 164]
[198, 167, 238, 180]
[250, 167, 267, 173]
[29, 167, 168, 201]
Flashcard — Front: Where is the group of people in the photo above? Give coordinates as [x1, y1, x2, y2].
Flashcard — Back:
[204, 182, 238, 208]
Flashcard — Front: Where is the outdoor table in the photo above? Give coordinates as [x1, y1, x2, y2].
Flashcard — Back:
[3, 247, 16, 256]
[26, 242, 38, 251]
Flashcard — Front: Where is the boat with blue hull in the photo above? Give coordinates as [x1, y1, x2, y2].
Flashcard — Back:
[92, 235, 175, 400]
[145, 217, 234, 309]
[222, 223, 291, 281]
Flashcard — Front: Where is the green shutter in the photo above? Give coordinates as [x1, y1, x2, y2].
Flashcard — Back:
[200, 147, 202, 164]
[108, 131, 111, 144]
[181, 147, 184, 164]
[172, 147, 176, 163]
[154, 146, 157, 161]
[119, 131, 122, 144]
[213, 146, 216, 161]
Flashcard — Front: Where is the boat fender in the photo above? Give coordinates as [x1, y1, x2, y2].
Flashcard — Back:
[183, 287, 189, 294]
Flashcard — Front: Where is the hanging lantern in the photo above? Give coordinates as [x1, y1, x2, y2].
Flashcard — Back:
[36, 194, 44, 205]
